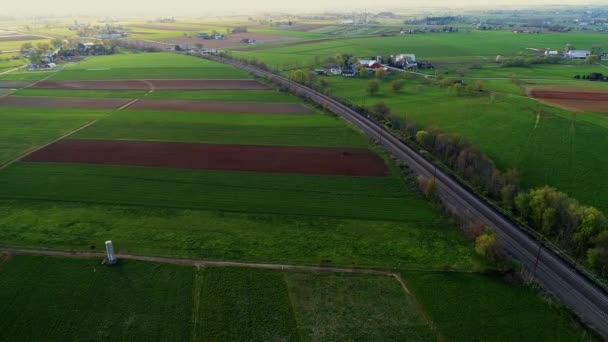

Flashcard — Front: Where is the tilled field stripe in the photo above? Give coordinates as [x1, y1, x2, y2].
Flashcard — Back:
[118, 98, 140, 110]
[0, 120, 98, 171]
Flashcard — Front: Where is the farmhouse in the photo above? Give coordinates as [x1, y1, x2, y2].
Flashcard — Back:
[601, 53, 608, 61]
[394, 53, 418, 69]
[545, 50, 560, 56]
[566, 50, 591, 59]
[357, 59, 381, 68]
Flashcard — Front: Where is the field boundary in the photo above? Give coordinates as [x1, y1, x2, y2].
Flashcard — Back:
[0, 246, 444, 339]
[0, 120, 98, 171]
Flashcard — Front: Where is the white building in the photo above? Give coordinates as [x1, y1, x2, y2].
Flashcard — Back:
[566, 50, 591, 59]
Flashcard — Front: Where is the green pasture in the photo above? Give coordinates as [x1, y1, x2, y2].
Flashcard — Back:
[49, 67, 249, 80]
[71, 109, 367, 148]
[230, 30, 608, 70]
[43, 52, 251, 80]
[0, 161, 429, 223]
[284, 270, 436, 340]
[0, 107, 108, 165]
[321, 76, 608, 212]
[0, 198, 480, 269]
[0, 255, 194, 341]
[0, 39, 49, 52]
[0, 69, 57, 81]
[13, 88, 301, 102]
[66, 52, 230, 69]
[404, 271, 596, 341]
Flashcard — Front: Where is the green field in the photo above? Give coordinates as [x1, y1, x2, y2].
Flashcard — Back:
[0, 50, 598, 339]
[70, 109, 366, 147]
[403, 271, 596, 341]
[0, 254, 443, 341]
[13, 88, 301, 102]
[0, 255, 194, 341]
[0, 254, 591, 341]
[316, 75, 608, 212]
[0, 107, 108, 165]
[231, 30, 608, 70]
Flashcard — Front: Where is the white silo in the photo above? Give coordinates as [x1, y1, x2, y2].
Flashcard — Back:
[105, 240, 117, 265]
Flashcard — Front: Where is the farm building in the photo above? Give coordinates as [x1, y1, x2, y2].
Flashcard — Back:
[601, 53, 608, 61]
[394, 54, 418, 69]
[566, 50, 591, 59]
[545, 50, 560, 56]
[357, 59, 381, 68]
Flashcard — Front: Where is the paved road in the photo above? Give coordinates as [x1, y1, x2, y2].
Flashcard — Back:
[211, 55, 608, 338]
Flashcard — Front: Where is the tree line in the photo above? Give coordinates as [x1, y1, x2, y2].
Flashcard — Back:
[364, 100, 608, 277]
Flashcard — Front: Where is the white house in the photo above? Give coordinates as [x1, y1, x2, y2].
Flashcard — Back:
[395, 53, 418, 68]
[566, 50, 591, 59]
[545, 50, 559, 56]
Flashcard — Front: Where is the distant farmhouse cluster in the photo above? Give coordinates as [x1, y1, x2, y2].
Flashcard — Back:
[543, 48, 607, 60]
[314, 51, 433, 77]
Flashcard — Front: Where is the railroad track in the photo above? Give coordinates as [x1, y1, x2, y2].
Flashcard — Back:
[210, 55, 608, 338]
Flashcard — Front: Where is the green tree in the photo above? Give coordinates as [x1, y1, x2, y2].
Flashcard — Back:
[586, 54, 600, 64]
[372, 101, 391, 118]
[587, 231, 608, 275]
[475, 232, 501, 262]
[51, 38, 64, 49]
[27, 49, 42, 64]
[391, 79, 405, 93]
[367, 80, 380, 96]
[415, 130, 429, 145]
[20, 42, 32, 53]
[289, 70, 307, 84]
[375, 68, 386, 79]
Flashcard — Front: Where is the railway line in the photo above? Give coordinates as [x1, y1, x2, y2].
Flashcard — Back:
[210, 55, 608, 338]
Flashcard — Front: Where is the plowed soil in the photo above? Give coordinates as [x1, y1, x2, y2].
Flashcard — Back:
[33, 79, 268, 90]
[23, 139, 389, 177]
[0, 96, 132, 109]
[129, 99, 312, 114]
[530, 88, 608, 112]
[530, 89, 608, 101]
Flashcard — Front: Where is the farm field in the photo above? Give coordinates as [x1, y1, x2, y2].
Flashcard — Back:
[227, 27, 608, 213]
[0, 254, 444, 341]
[0, 254, 591, 341]
[0, 255, 194, 341]
[230, 30, 608, 70]
[0, 107, 108, 165]
[0, 50, 596, 339]
[12, 88, 301, 102]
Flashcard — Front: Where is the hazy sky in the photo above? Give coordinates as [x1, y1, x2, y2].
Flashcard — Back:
[1, 0, 604, 17]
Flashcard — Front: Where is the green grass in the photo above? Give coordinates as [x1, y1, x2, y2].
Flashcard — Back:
[231, 30, 608, 70]
[13, 88, 301, 102]
[0, 162, 433, 223]
[0, 39, 49, 52]
[40, 52, 252, 80]
[285, 271, 436, 340]
[0, 107, 108, 165]
[0, 255, 194, 341]
[67, 52, 231, 69]
[71, 110, 368, 148]
[0, 199, 482, 270]
[403, 271, 596, 341]
[49, 67, 250, 80]
[318, 76, 608, 212]
[195, 267, 299, 341]
[0, 70, 58, 81]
